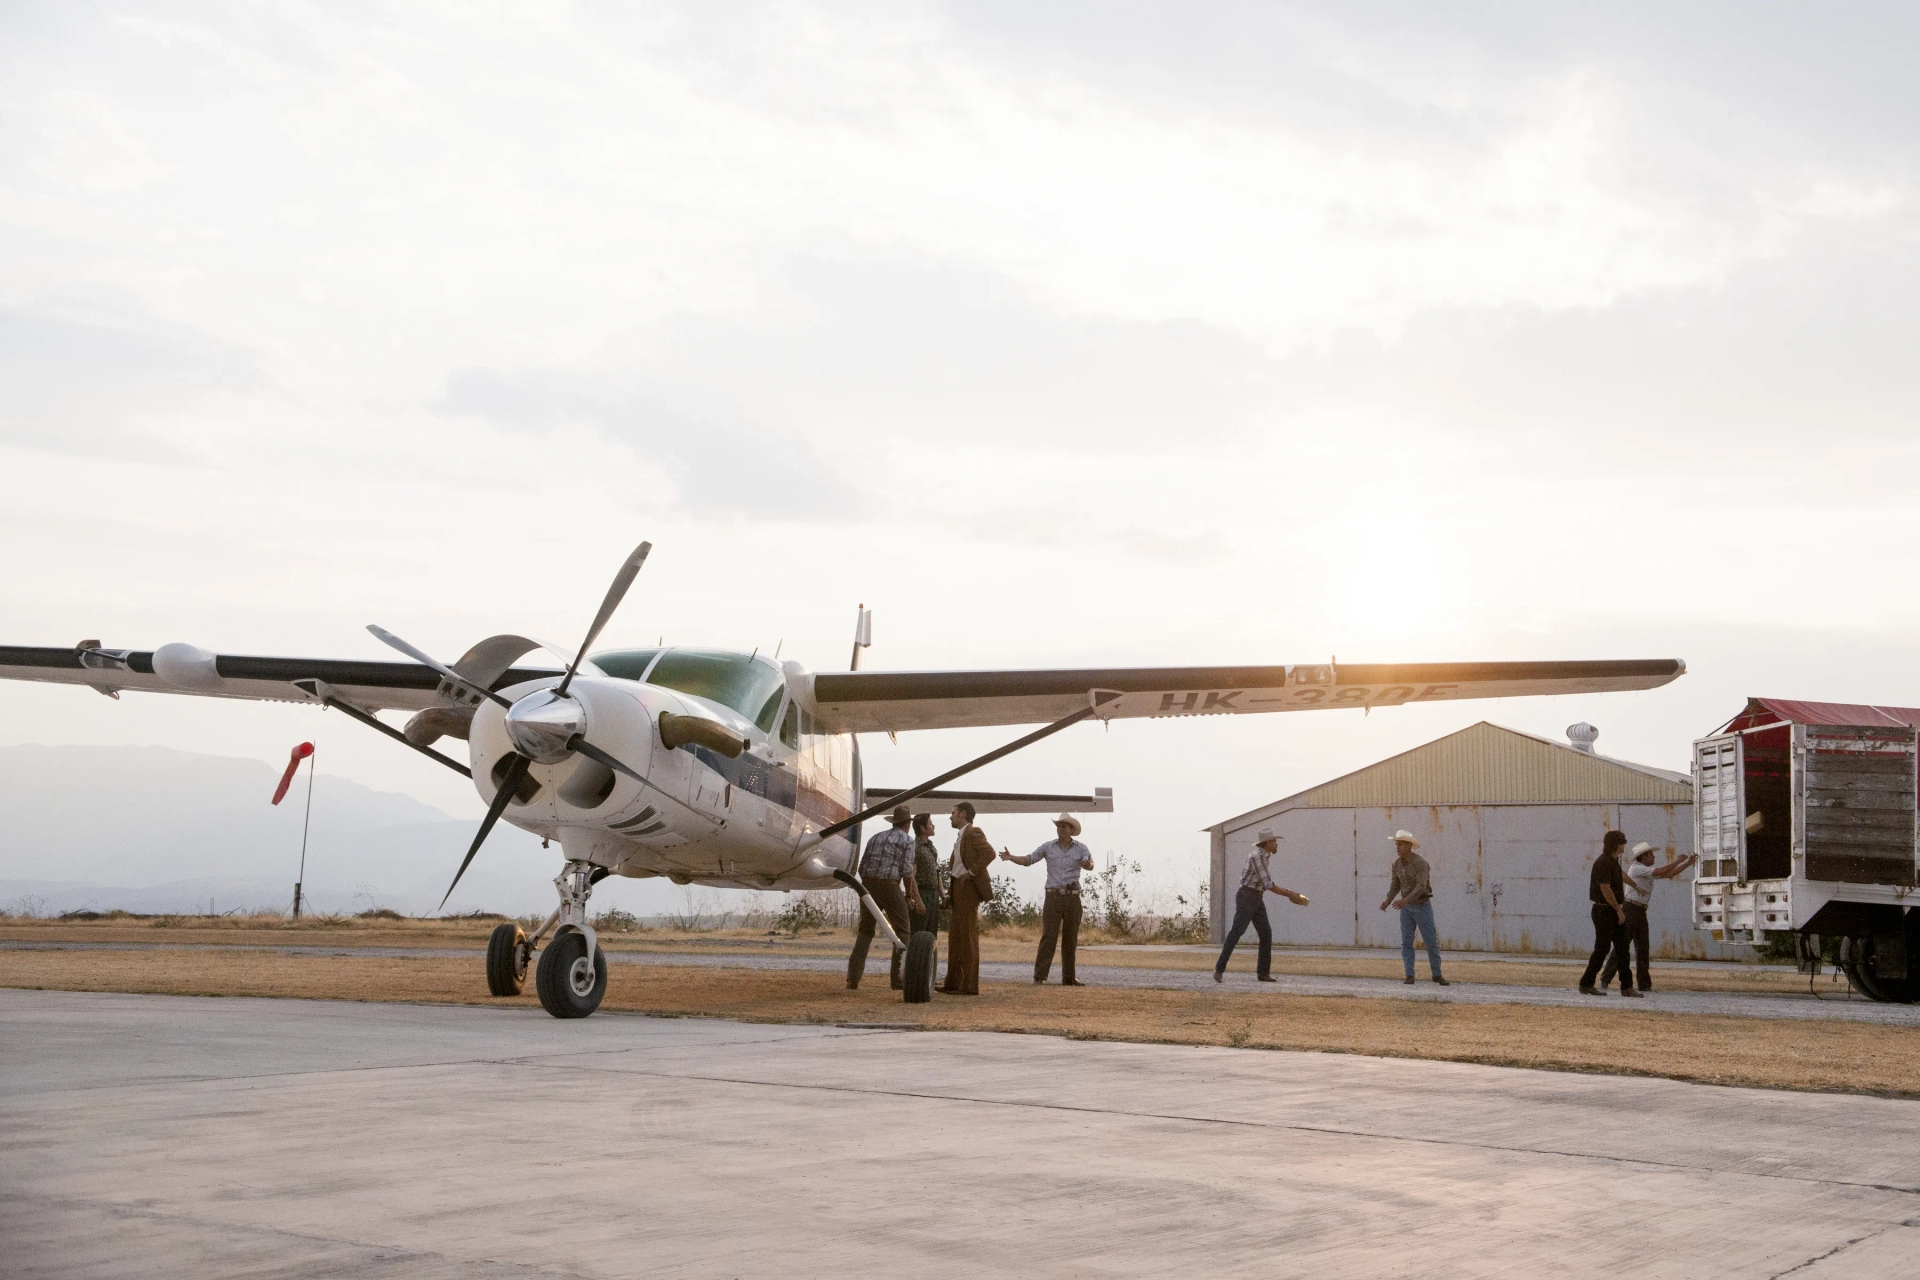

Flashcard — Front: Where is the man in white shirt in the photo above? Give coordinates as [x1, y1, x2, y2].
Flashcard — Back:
[1603, 841, 1698, 994]
[1001, 814, 1096, 985]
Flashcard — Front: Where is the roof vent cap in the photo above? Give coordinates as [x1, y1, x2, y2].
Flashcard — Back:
[1567, 722, 1599, 754]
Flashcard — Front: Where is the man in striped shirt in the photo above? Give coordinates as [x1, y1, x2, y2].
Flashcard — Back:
[1213, 828, 1309, 983]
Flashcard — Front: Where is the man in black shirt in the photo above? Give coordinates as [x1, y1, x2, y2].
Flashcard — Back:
[1578, 830, 1637, 996]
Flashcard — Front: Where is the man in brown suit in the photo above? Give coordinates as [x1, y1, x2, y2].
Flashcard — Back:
[940, 801, 996, 995]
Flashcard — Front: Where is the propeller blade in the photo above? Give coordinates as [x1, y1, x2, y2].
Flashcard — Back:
[556, 542, 651, 697]
[368, 625, 514, 709]
[438, 753, 530, 913]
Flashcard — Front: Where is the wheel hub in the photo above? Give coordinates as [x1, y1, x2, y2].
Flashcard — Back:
[567, 954, 596, 997]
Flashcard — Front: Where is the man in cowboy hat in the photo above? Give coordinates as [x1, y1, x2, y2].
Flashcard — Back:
[846, 804, 920, 991]
[1213, 828, 1310, 983]
[1001, 813, 1097, 984]
[1602, 840, 1698, 994]
[1380, 830, 1448, 985]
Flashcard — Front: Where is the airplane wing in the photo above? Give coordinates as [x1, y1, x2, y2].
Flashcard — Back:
[862, 786, 1113, 816]
[0, 643, 562, 713]
[807, 658, 1685, 734]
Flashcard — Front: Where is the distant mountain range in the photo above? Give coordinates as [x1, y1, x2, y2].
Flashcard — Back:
[0, 744, 697, 918]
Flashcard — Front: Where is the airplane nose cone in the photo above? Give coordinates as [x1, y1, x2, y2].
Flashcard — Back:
[504, 688, 585, 763]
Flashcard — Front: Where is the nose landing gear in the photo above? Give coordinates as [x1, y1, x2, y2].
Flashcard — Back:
[483, 860, 611, 1017]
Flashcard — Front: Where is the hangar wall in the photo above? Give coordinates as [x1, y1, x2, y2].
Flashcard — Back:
[1210, 802, 1716, 956]
[1206, 722, 1741, 959]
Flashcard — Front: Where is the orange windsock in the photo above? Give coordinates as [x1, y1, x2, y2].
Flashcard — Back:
[272, 742, 315, 805]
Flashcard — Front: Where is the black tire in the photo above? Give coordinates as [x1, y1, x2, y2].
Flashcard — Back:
[486, 922, 529, 997]
[536, 930, 608, 1018]
[902, 931, 937, 1004]
[1841, 934, 1918, 1004]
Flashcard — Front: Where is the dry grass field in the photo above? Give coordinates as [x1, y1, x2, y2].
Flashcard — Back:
[0, 914, 1818, 993]
[2, 915, 1910, 1098]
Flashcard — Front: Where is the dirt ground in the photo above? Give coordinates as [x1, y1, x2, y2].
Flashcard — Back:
[3, 934, 1914, 1099]
[0, 916, 1818, 994]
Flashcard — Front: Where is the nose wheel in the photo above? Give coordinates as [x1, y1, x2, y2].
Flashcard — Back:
[484, 860, 613, 1017]
[537, 931, 609, 1017]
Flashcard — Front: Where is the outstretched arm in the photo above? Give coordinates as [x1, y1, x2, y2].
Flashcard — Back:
[1653, 854, 1698, 880]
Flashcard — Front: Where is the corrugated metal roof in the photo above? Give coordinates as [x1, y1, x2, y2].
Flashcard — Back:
[1723, 697, 1920, 731]
[1209, 721, 1693, 833]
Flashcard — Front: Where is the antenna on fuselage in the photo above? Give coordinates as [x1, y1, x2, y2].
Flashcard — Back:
[849, 605, 872, 671]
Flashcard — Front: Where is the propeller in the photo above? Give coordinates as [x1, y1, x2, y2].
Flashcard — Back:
[372, 542, 655, 913]
[557, 542, 649, 698]
[438, 754, 530, 912]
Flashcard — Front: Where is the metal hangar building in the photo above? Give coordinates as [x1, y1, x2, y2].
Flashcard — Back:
[1205, 721, 1737, 959]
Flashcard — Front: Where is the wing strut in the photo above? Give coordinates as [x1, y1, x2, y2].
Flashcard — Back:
[811, 690, 1118, 844]
[294, 679, 472, 778]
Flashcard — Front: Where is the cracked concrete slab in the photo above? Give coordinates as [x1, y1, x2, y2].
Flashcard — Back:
[2, 989, 1916, 1277]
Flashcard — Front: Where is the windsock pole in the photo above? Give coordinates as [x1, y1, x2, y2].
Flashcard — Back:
[294, 747, 315, 919]
[274, 741, 318, 918]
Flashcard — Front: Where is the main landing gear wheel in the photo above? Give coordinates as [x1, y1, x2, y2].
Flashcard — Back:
[537, 930, 608, 1018]
[902, 931, 937, 1004]
[486, 922, 530, 996]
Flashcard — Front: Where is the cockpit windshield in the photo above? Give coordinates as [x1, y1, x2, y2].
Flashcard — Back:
[589, 649, 661, 682]
[638, 649, 787, 729]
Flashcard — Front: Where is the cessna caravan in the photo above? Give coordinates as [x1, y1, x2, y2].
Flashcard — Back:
[0, 543, 1685, 1016]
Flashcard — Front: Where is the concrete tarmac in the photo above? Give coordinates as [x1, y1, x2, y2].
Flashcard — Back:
[4, 990, 1920, 1278]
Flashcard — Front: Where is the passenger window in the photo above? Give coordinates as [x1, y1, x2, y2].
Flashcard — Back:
[780, 701, 799, 750]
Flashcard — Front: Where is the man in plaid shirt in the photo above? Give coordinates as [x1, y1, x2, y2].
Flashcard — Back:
[847, 805, 921, 991]
[1213, 827, 1308, 983]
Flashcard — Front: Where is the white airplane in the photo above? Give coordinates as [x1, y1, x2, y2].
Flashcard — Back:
[0, 543, 1685, 1017]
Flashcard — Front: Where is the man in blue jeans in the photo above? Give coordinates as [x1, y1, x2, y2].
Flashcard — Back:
[1213, 827, 1309, 983]
[1379, 830, 1448, 986]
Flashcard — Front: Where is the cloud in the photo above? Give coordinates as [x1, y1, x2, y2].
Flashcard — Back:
[0, 300, 261, 457]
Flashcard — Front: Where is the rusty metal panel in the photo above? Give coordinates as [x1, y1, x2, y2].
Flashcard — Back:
[1352, 807, 1485, 951]
[1280, 722, 1692, 810]
[1800, 724, 1917, 885]
[1482, 804, 1610, 954]
[1230, 808, 1356, 946]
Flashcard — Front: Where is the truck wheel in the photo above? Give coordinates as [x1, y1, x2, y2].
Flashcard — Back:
[486, 922, 529, 996]
[902, 931, 937, 1004]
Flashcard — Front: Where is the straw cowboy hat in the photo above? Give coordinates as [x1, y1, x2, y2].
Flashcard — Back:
[1390, 830, 1421, 848]
[1052, 813, 1083, 837]
[1630, 841, 1657, 858]
[1255, 827, 1281, 846]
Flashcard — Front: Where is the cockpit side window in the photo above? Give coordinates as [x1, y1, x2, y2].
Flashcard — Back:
[780, 700, 800, 749]
[754, 686, 784, 734]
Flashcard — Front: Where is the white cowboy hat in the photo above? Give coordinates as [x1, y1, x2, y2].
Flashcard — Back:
[1255, 827, 1280, 845]
[1630, 841, 1657, 858]
[1052, 813, 1082, 837]
[1390, 830, 1420, 848]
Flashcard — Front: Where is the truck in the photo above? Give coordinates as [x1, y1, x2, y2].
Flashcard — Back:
[1693, 698, 1920, 1002]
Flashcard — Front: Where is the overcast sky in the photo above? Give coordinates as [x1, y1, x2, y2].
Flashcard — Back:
[3, 4, 1917, 909]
